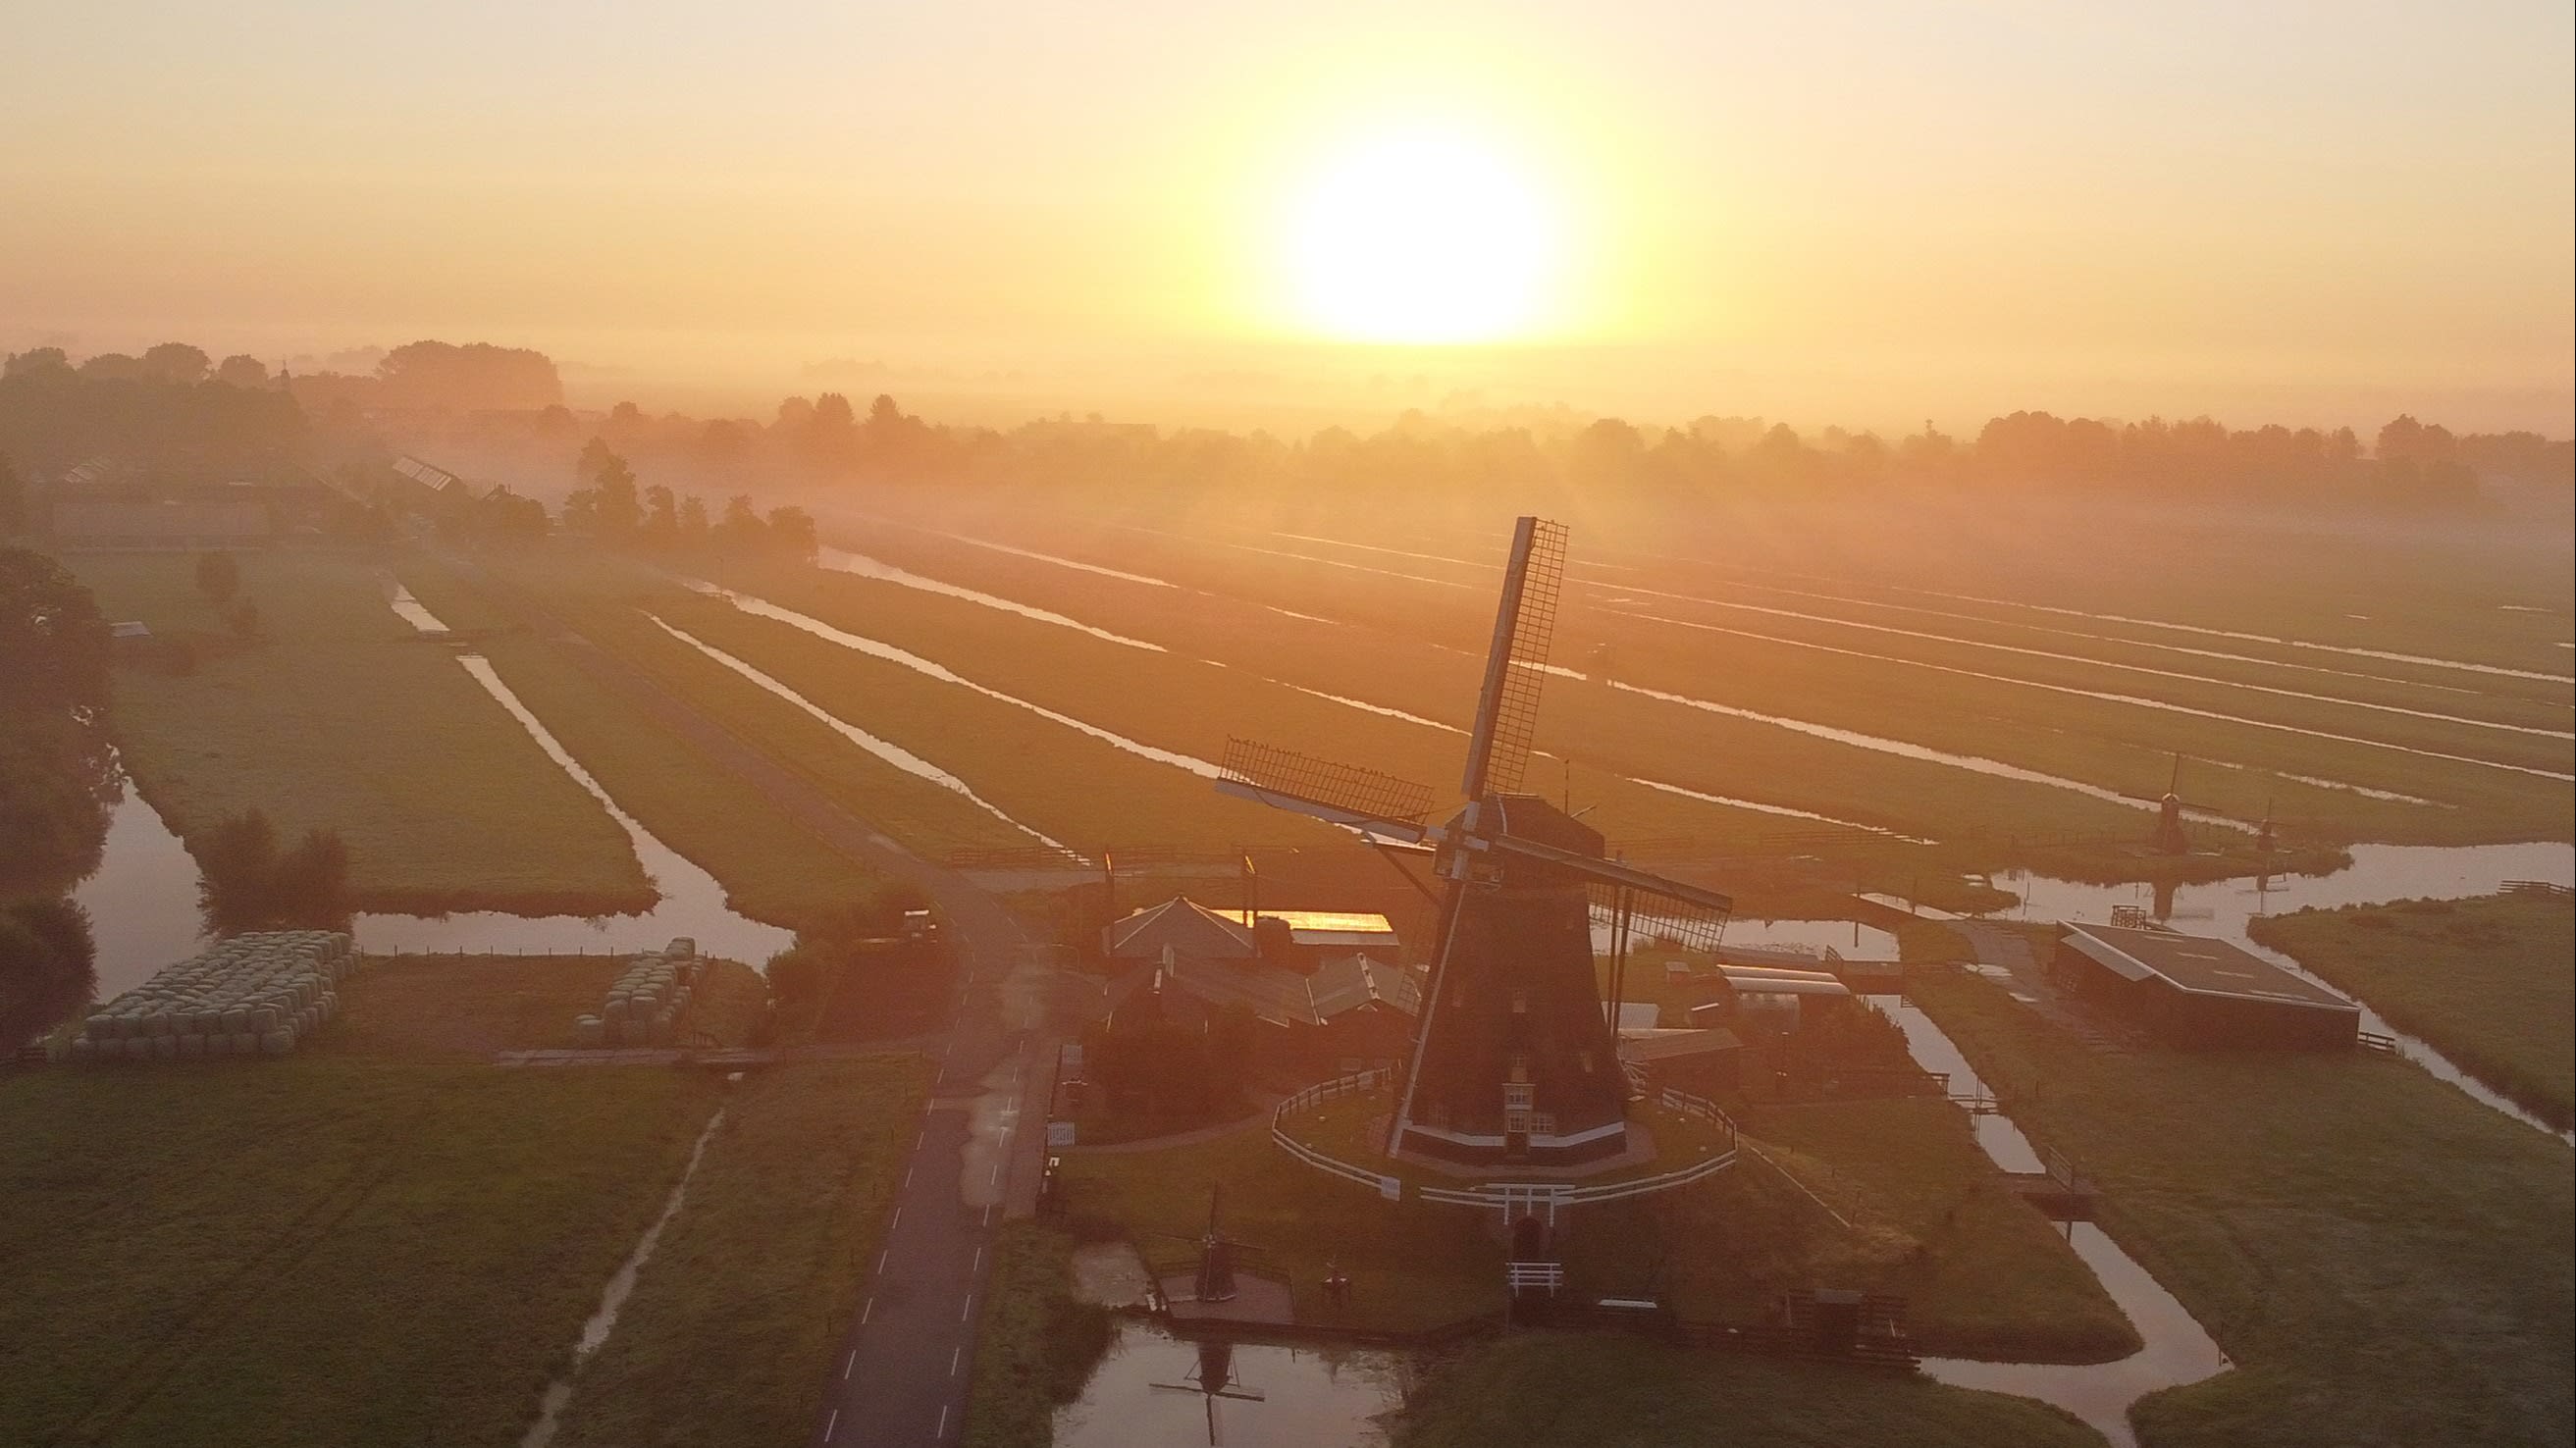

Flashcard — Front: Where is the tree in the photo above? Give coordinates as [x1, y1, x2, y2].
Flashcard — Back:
[76, 352, 148, 381]
[717, 493, 765, 549]
[213, 354, 270, 388]
[196, 550, 240, 605]
[0, 452, 22, 535]
[197, 809, 281, 933]
[0, 897, 97, 1048]
[3, 347, 72, 380]
[0, 547, 111, 720]
[270, 827, 352, 926]
[570, 439, 642, 535]
[643, 485, 678, 541]
[766, 505, 818, 559]
[140, 342, 212, 385]
[677, 493, 710, 538]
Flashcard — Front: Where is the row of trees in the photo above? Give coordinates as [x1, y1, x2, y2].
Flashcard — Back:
[0, 548, 112, 1047]
[0, 347, 305, 480]
[483, 381, 2573, 510]
[561, 439, 816, 557]
[194, 809, 352, 935]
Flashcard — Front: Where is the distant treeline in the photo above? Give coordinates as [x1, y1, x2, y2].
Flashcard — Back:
[504, 386, 2576, 509]
[0, 339, 562, 481]
[9, 336, 2566, 508]
[0, 345, 304, 479]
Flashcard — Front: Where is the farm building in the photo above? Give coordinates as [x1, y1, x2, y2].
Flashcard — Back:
[1685, 964, 1857, 1040]
[1094, 897, 1419, 1077]
[1100, 896, 1401, 973]
[2051, 922, 2360, 1050]
[1617, 1026, 1744, 1097]
[1093, 951, 1422, 1078]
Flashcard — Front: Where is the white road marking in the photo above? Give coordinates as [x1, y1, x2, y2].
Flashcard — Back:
[843, 1350, 855, 1379]
[891, 1207, 903, 1231]
[959, 1294, 973, 1321]
[862, 1296, 874, 1322]
[972, 1245, 983, 1271]
[936, 1404, 951, 1438]
[950, 1345, 963, 1376]
[903, 1164, 914, 1189]
[877, 1249, 889, 1274]
[982, 1204, 993, 1227]
[824, 1407, 838, 1440]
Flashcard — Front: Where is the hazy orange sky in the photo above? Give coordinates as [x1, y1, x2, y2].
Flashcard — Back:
[5, 2, 2570, 433]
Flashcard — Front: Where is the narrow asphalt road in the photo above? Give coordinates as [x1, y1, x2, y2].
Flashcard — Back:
[457, 559, 1058, 1448]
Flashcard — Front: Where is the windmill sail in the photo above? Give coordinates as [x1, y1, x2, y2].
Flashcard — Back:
[1459, 516, 1568, 799]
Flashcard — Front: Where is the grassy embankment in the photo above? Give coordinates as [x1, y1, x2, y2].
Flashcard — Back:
[65, 548, 649, 915]
[0, 1059, 718, 1448]
[397, 554, 886, 928]
[1058, 1098, 2129, 1361]
[1393, 1331, 2105, 1448]
[833, 517, 2572, 850]
[962, 1222, 1116, 1448]
[551, 1055, 926, 1447]
[1910, 967, 2575, 1448]
[2249, 890, 2574, 1130]
[1569, 1096, 2135, 1362]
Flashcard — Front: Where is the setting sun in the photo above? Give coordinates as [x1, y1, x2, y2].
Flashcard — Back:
[1283, 126, 1562, 345]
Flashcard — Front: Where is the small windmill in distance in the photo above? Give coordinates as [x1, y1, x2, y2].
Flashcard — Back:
[1151, 1182, 1259, 1305]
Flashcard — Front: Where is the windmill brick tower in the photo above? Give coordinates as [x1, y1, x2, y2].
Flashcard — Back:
[1218, 517, 1732, 1170]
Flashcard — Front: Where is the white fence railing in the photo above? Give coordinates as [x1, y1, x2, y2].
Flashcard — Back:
[1270, 1070, 1744, 1211]
[1270, 1068, 1402, 1200]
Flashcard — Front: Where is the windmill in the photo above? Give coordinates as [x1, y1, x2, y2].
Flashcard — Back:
[2142, 752, 2218, 855]
[1216, 516, 1733, 1169]
[1150, 1183, 1261, 1304]
[1150, 1336, 1264, 1446]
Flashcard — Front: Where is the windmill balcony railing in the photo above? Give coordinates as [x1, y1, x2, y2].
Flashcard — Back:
[1271, 1070, 1743, 1210]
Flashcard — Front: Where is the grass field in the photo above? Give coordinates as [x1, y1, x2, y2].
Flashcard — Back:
[814, 509, 2574, 851]
[962, 1223, 1116, 1448]
[1392, 1330, 2106, 1448]
[1562, 1096, 2135, 1362]
[2249, 891, 2575, 1129]
[312, 952, 770, 1058]
[64, 548, 649, 914]
[398, 555, 889, 927]
[550, 1055, 926, 1447]
[1909, 967, 2575, 1448]
[0, 1060, 718, 1448]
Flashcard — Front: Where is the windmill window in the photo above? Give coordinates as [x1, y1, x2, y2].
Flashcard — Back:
[1502, 1081, 1534, 1112]
[1529, 1112, 1558, 1135]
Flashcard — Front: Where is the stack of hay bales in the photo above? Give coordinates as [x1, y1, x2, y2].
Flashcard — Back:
[574, 938, 702, 1048]
[70, 931, 357, 1062]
